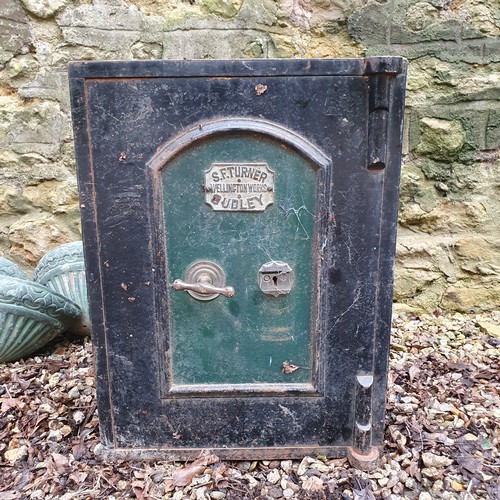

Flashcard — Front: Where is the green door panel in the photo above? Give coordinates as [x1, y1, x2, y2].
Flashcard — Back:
[162, 134, 318, 386]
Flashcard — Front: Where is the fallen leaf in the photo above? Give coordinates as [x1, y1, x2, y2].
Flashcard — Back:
[302, 476, 324, 492]
[71, 442, 87, 460]
[170, 450, 219, 487]
[282, 360, 300, 374]
[172, 464, 206, 487]
[409, 365, 420, 382]
[352, 476, 375, 499]
[457, 455, 483, 475]
[212, 463, 228, 488]
[69, 471, 88, 484]
[0, 398, 26, 412]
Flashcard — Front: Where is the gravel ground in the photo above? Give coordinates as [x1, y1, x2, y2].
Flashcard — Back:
[0, 311, 498, 499]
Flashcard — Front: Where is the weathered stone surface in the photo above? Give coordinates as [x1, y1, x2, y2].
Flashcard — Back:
[131, 41, 163, 59]
[203, 0, 244, 19]
[441, 285, 499, 312]
[348, 0, 500, 63]
[56, 1, 144, 52]
[405, 2, 439, 32]
[20, 0, 67, 19]
[163, 29, 275, 59]
[417, 117, 466, 161]
[0, 99, 70, 159]
[0, 55, 40, 88]
[0, 0, 31, 65]
[0, 186, 32, 216]
[486, 110, 500, 150]
[0, 154, 74, 185]
[477, 320, 500, 338]
[394, 230, 500, 312]
[8, 214, 80, 265]
[399, 163, 440, 214]
[23, 180, 79, 215]
[18, 68, 70, 109]
[455, 237, 500, 278]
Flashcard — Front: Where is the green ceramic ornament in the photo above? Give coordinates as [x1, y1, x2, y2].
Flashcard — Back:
[0, 257, 29, 280]
[0, 277, 81, 363]
[33, 241, 89, 337]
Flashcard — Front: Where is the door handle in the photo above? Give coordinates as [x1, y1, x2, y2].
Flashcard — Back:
[171, 279, 234, 298]
[170, 261, 234, 301]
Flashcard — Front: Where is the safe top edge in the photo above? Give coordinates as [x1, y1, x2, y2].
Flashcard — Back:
[68, 56, 407, 80]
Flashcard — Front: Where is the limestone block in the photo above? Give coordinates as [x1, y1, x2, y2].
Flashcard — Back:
[305, 32, 361, 58]
[23, 180, 79, 215]
[268, 34, 297, 57]
[0, 0, 31, 65]
[455, 237, 500, 277]
[441, 285, 500, 312]
[399, 197, 487, 233]
[57, 1, 144, 51]
[391, 17, 462, 45]
[405, 2, 439, 32]
[418, 158, 453, 182]
[0, 155, 73, 186]
[348, 2, 390, 45]
[393, 269, 444, 300]
[8, 213, 80, 265]
[131, 41, 163, 59]
[0, 100, 70, 159]
[20, 0, 67, 18]
[348, 0, 499, 63]
[417, 117, 465, 161]
[162, 29, 275, 59]
[399, 164, 439, 213]
[406, 63, 433, 91]
[0, 55, 40, 88]
[0, 186, 32, 215]
[465, 1, 498, 36]
[476, 320, 500, 339]
[393, 271, 447, 311]
[430, 71, 500, 105]
[203, 0, 244, 19]
[18, 68, 70, 110]
[237, 0, 278, 26]
[486, 110, 500, 150]
[297, 0, 355, 25]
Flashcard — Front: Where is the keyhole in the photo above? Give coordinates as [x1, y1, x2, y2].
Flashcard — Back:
[272, 276, 278, 286]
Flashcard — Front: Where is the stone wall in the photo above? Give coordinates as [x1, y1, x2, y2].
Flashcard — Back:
[0, 0, 498, 312]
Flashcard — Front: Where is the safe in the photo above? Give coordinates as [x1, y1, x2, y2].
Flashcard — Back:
[69, 57, 407, 468]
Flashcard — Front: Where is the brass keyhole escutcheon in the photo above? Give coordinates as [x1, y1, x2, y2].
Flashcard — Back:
[258, 261, 294, 296]
[171, 261, 234, 301]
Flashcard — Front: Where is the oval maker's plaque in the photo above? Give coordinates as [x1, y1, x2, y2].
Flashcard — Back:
[204, 163, 275, 212]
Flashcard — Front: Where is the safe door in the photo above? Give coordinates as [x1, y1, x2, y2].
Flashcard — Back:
[157, 127, 323, 390]
[69, 58, 407, 463]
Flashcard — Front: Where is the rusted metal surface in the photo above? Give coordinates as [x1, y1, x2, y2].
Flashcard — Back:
[69, 57, 407, 462]
[346, 446, 380, 472]
[96, 445, 351, 462]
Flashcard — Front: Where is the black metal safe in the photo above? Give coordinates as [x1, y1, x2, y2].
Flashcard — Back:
[69, 58, 406, 467]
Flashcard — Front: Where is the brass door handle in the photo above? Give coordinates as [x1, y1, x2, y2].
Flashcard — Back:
[171, 279, 234, 298]
[170, 261, 234, 301]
